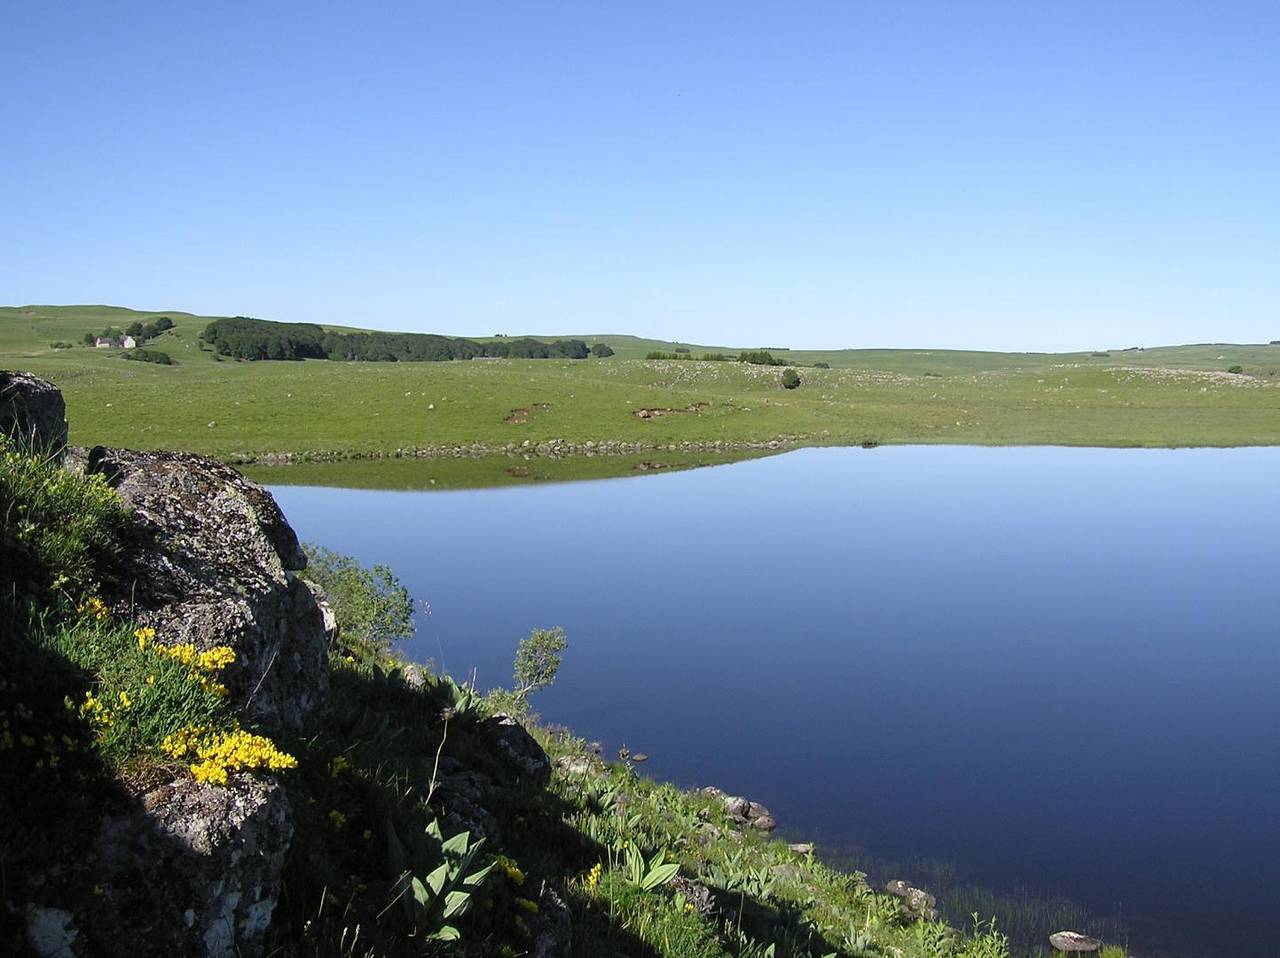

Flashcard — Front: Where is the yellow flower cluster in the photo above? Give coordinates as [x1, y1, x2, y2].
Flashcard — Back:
[161, 724, 297, 787]
[584, 861, 603, 891]
[515, 897, 539, 915]
[150, 642, 236, 699]
[152, 642, 236, 673]
[78, 690, 129, 728]
[494, 855, 526, 886]
[78, 596, 109, 621]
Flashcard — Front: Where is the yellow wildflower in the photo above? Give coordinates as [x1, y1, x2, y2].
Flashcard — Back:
[495, 856, 526, 886]
[134, 626, 156, 649]
[79, 596, 109, 621]
[162, 724, 296, 786]
[584, 861, 602, 890]
[196, 647, 236, 671]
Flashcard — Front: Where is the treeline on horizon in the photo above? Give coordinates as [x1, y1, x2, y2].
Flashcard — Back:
[200, 317, 609, 362]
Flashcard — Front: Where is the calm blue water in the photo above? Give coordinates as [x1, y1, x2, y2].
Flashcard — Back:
[270, 447, 1280, 957]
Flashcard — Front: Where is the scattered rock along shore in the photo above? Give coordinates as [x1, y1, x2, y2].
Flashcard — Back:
[231, 435, 809, 466]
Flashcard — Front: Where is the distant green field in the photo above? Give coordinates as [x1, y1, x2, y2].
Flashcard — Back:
[4, 304, 1279, 459]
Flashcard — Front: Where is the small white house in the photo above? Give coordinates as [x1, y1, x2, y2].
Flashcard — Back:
[94, 337, 113, 348]
[121, 336, 137, 349]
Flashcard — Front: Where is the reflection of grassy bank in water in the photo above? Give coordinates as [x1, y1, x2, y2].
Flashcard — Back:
[815, 844, 1209, 958]
[243, 448, 779, 491]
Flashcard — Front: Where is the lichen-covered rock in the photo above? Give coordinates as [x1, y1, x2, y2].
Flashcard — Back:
[530, 885, 572, 958]
[0, 370, 67, 453]
[82, 446, 328, 730]
[1049, 931, 1103, 953]
[671, 876, 717, 917]
[480, 713, 551, 788]
[23, 904, 78, 957]
[885, 879, 939, 920]
[88, 774, 293, 957]
[304, 579, 339, 645]
[555, 753, 596, 776]
[435, 768, 502, 842]
[700, 787, 777, 832]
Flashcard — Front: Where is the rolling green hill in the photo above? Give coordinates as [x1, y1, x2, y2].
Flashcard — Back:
[4, 304, 1279, 461]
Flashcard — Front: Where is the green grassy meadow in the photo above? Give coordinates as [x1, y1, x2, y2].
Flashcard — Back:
[4, 304, 1279, 462]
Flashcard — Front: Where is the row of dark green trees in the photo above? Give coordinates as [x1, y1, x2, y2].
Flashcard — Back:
[200, 317, 613, 362]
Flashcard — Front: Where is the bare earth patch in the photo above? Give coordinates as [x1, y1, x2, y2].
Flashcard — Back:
[505, 402, 552, 424]
[633, 402, 709, 420]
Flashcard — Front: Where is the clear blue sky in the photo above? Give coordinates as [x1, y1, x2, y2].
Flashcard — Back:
[3, 1, 1277, 350]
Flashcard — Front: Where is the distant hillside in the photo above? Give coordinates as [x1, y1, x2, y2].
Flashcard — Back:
[4, 304, 1278, 376]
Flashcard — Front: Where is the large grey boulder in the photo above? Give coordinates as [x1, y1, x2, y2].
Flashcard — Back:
[94, 775, 292, 957]
[0, 370, 67, 453]
[81, 446, 328, 730]
[24, 775, 292, 958]
[480, 713, 551, 788]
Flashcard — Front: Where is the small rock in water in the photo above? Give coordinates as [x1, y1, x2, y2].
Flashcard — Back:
[885, 879, 938, 920]
[1049, 932, 1103, 953]
[631, 752, 648, 763]
[788, 842, 814, 855]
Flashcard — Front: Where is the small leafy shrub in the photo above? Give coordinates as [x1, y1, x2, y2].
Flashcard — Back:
[49, 341, 73, 349]
[1227, 364, 1243, 374]
[813, 361, 830, 369]
[513, 626, 567, 698]
[591, 343, 615, 358]
[121, 348, 173, 365]
[303, 543, 414, 661]
[781, 368, 801, 389]
[738, 350, 784, 365]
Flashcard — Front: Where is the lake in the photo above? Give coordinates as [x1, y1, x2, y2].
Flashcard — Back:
[266, 446, 1280, 957]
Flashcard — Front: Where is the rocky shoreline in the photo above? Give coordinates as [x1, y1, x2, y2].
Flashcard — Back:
[227, 435, 811, 466]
